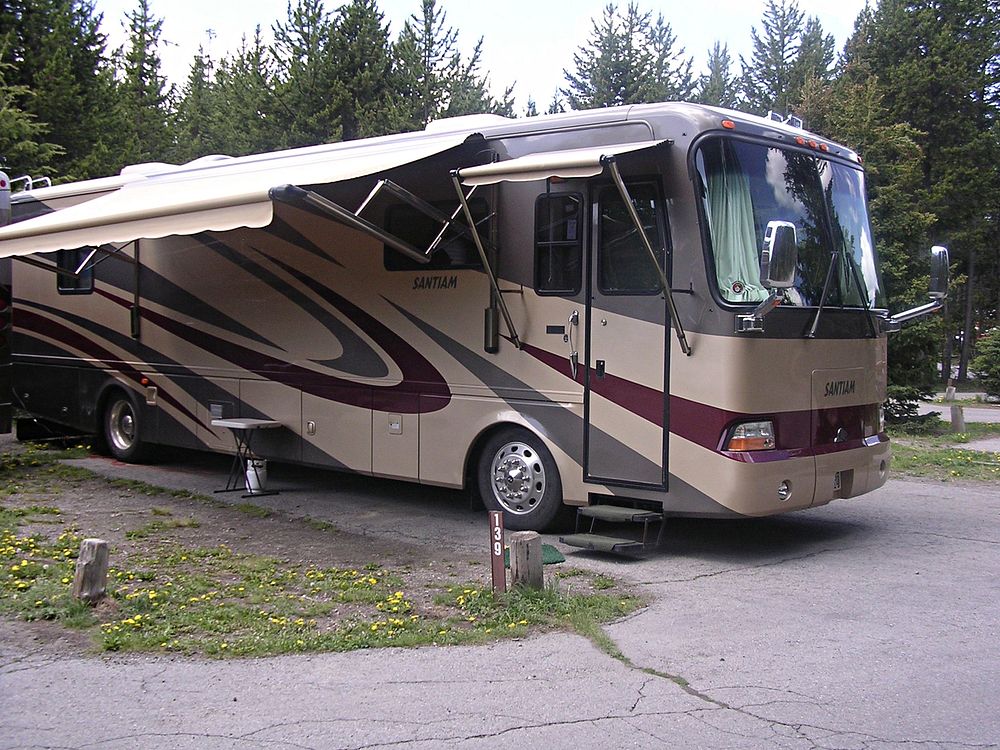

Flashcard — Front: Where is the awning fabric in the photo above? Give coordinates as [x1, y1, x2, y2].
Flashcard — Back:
[0, 132, 481, 258]
[456, 140, 669, 186]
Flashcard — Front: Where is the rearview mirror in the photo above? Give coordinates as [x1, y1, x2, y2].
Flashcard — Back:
[760, 221, 797, 289]
[929, 245, 949, 300]
[886, 245, 950, 330]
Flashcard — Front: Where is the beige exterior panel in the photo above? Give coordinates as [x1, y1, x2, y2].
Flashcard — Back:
[672, 332, 887, 413]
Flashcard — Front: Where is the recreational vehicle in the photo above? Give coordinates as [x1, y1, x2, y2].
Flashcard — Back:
[0, 103, 947, 544]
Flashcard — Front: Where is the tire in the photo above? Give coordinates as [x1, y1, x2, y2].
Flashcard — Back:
[103, 389, 152, 463]
[476, 427, 565, 531]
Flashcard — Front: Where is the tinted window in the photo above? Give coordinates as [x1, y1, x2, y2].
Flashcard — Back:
[534, 193, 583, 295]
[597, 183, 664, 295]
[56, 248, 94, 295]
[383, 199, 488, 271]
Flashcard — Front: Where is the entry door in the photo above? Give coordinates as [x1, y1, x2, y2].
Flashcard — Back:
[584, 182, 669, 488]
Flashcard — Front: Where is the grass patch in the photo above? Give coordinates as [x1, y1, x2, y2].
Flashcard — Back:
[125, 516, 201, 540]
[890, 444, 1000, 482]
[889, 417, 1000, 445]
[1, 448, 644, 657]
[433, 582, 642, 647]
[888, 417, 1000, 482]
[234, 503, 272, 518]
[304, 517, 337, 532]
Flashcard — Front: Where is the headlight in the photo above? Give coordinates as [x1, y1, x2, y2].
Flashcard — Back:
[725, 420, 775, 451]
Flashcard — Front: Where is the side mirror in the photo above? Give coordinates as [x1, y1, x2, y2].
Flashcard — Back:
[886, 245, 950, 330]
[929, 245, 949, 300]
[760, 220, 797, 289]
[737, 221, 798, 333]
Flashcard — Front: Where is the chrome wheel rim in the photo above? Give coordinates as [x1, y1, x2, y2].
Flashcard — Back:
[108, 400, 136, 453]
[489, 441, 546, 516]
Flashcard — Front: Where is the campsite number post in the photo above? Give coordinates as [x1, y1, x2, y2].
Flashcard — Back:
[489, 510, 506, 594]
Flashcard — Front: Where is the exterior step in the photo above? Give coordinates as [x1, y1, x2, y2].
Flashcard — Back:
[577, 505, 663, 523]
[559, 533, 646, 554]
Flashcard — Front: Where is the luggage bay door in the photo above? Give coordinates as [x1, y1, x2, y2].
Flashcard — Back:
[584, 181, 668, 489]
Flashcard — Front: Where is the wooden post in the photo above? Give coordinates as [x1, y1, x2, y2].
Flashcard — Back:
[71, 538, 109, 605]
[946, 380, 966, 433]
[488, 511, 506, 594]
[509, 531, 543, 590]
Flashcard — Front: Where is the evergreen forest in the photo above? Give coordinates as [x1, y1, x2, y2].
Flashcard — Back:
[1, 0, 998, 416]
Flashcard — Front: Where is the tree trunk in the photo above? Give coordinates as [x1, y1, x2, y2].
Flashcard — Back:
[958, 249, 975, 382]
[941, 299, 953, 384]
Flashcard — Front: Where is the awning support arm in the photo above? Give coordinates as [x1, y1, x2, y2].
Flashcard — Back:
[606, 158, 692, 357]
[13, 241, 136, 278]
[14, 256, 78, 279]
[449, 171, 521, 350]
[270, 184, 430, 266]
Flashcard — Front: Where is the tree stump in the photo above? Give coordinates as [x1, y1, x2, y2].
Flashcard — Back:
[509, 531, 543, 590]
[71, 538, 109, 605]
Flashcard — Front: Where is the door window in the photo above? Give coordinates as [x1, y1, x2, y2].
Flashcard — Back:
[597, 184, 664, 295]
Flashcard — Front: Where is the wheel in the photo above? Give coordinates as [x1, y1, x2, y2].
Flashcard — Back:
[103, 390, 151, 462]
[476, 427, 565, 531]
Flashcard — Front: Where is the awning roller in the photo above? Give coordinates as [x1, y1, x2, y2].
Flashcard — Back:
[455, 140, 670, 186]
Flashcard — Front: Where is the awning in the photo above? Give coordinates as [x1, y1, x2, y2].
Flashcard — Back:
[0, 132, 483, 258]
[455, 139, 669, 186]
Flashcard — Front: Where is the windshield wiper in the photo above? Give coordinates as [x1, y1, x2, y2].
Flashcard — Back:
[806, 245, 877, 338]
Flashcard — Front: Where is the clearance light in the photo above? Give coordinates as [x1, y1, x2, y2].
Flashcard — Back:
[140, 377, 150, 386]
[726, 420, 775, 451]
[722, 119, 736, 130]
[795, 136, 806, 146]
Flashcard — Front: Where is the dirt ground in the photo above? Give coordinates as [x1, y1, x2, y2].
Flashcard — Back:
[0, 455, 499, 655]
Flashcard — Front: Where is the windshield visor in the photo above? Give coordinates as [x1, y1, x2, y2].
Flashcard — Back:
[695, 137, 886, 309]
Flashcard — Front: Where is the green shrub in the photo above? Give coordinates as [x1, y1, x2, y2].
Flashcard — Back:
[971, 327, 1000, 399]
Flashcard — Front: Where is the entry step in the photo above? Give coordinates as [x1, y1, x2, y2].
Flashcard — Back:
[577, 505, 663, 523]
[559, 533, 646, 554]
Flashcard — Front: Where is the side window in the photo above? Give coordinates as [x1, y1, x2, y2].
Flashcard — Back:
[56, 248, 94, 295]
[597, 183, 664, 295]
[534, 193, 583, 295]
[383, 198, 487, 271]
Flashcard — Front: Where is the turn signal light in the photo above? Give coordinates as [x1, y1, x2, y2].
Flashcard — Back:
[725, 420, 776, 451]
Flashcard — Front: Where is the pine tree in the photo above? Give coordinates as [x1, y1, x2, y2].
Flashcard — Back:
[0, 61, 63, 179]
[854, 0, 1000, 382]
[561, 2, 692, 110]
[329, 0, 397, 140]
[208, 28, 280, 156]
[443, 38, 515, 118]
[697, 42, 738, 108]
[270, 0, 338, 147]
[392, 0, 459, 130]
[171, 47, 215, 162]
[392, 0, 513, 129]
[115, 0, 174, 166]
[0, 0, 117, 179]
[739, 0, 804, 114]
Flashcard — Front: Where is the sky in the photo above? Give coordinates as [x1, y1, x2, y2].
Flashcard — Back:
[92, 0, 872, 112]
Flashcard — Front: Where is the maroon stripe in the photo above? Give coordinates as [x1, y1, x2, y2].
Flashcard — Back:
[95, 289, 451, 414]
[520, 341, 664, 427]
[670, 393, 883, 456]
[519, 342, 882, 459]
[16, 308, 200, 425]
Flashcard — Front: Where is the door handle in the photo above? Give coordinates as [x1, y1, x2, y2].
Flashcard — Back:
[596, 359, 605, 378]
[567, 309, 579, 379]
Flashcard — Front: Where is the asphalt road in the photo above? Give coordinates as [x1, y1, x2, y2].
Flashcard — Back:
[1, 449, 998, 749]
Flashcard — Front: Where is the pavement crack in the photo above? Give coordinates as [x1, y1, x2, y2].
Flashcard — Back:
[636, 546, 854, 585]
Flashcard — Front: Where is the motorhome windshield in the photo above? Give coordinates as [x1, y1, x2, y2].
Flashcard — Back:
[696, 137, 887, 310]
